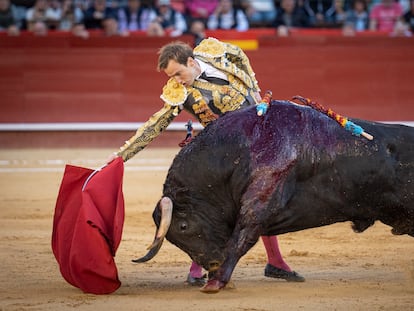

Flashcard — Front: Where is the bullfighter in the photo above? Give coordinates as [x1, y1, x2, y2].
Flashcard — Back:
[107, 37, 305, 285]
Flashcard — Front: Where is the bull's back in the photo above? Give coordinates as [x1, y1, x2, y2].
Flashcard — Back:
[169, 100, 414, 236]
[207, 100, 355, 157]
[178, 100, 414, 195]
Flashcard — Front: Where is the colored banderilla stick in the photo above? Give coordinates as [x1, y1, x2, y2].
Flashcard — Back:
[256, 90, 273, 116]
[292, 95, 373, 141]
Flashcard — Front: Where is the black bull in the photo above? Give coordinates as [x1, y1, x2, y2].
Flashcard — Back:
[137, 100, 414, 293]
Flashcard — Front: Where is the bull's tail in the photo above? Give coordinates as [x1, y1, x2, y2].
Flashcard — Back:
[291, 95, 373, 141]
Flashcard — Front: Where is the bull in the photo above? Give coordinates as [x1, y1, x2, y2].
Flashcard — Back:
[136, 99, 414, 293]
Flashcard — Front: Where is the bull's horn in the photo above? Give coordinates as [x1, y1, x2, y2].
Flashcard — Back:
[154, 197, 173, 241]
[132, 239, 164, 263]
[132, 197, 173, 263]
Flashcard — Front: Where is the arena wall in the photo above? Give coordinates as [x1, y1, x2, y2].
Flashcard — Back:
[1, 31, 413, 148]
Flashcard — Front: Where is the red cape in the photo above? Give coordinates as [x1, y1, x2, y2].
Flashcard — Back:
[52, 157, 125, 294]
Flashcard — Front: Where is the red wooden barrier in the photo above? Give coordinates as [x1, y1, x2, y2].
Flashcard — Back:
[253, 36, 414, 121]
[0, 33, 413, 148]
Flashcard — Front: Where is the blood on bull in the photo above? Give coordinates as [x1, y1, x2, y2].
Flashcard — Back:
[136, 99, 414, 293]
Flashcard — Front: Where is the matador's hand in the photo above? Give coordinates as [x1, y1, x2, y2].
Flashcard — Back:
[106, 152, 119, 164]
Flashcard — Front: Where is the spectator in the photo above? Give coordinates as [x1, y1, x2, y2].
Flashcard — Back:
[242, 0, 277, 27]
[25, 0, 61, 32]
[187, 18, 205, 45]
[325, 0, 346, 27]
[234, 0, 249, 11]
[72, 0, 92, 11]
[207, 0, 249, 31]
[343, 0, 369, 32]
[147, 0, 187, 36]
[31, 19, 47, 34]
[184, 0, 218, 25]
[106, 0, 123, 9]
[402, 0, 414, 32]
[9, 0, 28, 29]
[369, 0, 403, 32]
[117, 0, 157, 35]
[59, 0, 89, 38]
[391, 17, 411, 35]
[83, 0, 118, 35]
[399, 0, 410, 12]
[273, 0, 310, 34]
[0, 0, 20, 35]
[47, 0, 62, 29]
[303, 0, 335, 27]
[170, 0, 185, 13]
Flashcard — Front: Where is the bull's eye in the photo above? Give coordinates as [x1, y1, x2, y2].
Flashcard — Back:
[179, 221, 188, 232]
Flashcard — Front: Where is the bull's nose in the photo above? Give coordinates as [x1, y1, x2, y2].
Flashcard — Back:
[208, 260, 221, 272]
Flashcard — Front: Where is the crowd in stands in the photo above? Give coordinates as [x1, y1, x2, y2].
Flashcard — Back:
[1, 0, 413, 38]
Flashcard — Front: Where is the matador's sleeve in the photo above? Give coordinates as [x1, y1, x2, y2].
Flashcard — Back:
[194, 38, 260, 92]
[223, 41, 260, 91]
[116, 79, 187, 162]
[116, 103, 179, 162]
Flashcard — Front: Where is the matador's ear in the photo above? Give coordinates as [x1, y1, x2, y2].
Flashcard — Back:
[187, 57, 196, 67]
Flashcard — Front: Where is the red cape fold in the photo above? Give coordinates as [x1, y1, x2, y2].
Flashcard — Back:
[52, 157, 125, 294]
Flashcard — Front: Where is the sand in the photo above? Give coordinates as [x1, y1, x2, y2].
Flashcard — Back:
[1, 148, 413, 311]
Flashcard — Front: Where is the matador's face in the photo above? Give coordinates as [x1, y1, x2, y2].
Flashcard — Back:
[164, 57, 200, 87]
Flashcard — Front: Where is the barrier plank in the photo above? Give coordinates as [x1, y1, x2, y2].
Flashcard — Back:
[1, 33, 413, 147]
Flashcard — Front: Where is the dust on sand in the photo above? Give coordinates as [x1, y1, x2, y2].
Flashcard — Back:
[1, 148, 413, 311]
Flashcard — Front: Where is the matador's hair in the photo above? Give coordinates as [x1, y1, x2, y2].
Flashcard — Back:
[157, 41, 194, 71]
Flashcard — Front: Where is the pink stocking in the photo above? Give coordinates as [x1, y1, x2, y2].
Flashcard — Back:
[189, 261, 203, 278]
[261, 236, 291, 271]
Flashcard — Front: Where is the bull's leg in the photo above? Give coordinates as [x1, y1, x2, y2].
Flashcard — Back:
[201, 221, 262, 293]
[200, 176, 290, 293]
[201, 176, 291, 293]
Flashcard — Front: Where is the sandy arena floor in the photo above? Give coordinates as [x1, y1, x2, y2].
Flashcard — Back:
[0, 148, 413, 311]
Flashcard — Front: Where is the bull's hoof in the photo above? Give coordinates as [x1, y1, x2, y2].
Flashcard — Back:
[186, 273, 206, 286]
[200, 279, 225, 294]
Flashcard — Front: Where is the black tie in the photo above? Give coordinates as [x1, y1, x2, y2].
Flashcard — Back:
[199, 72, 229, 86]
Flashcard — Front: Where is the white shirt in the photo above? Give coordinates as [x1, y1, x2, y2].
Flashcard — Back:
[195, 59, 228, 82]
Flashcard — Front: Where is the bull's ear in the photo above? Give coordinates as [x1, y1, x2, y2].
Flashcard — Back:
[175, 187, 191, 208]
[175, 186, 189, 195]
[165, 186, 189, 199]
[177, 211, 187, 217]
[166, 186, 189, 203]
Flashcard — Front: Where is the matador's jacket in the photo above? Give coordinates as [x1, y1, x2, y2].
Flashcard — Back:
[117, 37, 261, 161]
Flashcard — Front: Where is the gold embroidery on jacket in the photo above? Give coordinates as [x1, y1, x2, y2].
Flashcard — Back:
[194, 38, 260, 92]
[228, 75, 249, 96]
[117, 103, 177, 161]
[189, 88, 218, 126]
[160, 78, 188, 106]
[193, 37, 226, 58]
[193, 79, 247, 114]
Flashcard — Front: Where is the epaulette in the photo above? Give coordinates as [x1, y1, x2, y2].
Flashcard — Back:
[194, 37, 226, 58]
[160, 78, 188, 106]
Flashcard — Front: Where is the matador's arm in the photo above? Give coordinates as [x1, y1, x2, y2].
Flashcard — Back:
[116, 103, 179, 162]
[115, 78, 188, 162]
